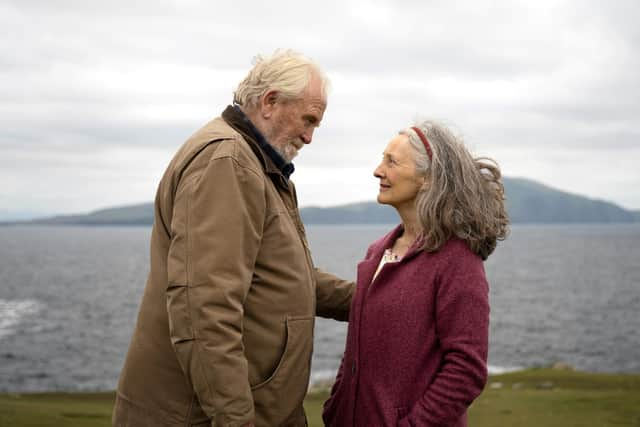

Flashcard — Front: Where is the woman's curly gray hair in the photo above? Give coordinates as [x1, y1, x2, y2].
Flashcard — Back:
[400, 121, 509, 260]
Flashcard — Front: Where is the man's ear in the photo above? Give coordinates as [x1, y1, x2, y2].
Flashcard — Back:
[260, 90, 279, 119]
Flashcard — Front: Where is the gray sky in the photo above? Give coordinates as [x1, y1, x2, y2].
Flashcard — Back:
[1, 0, 639, 220]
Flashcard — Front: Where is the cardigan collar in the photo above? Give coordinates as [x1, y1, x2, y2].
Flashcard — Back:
[357, 224, 425, 290]
[370, 223, 425, 264]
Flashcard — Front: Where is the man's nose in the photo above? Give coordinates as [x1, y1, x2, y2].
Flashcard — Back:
[301, 128, 313, 144]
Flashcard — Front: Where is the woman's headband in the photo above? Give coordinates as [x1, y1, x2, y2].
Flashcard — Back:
[411, 126, 433, 160]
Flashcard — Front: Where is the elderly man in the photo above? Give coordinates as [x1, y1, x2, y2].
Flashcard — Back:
[113, 50, 353, 427]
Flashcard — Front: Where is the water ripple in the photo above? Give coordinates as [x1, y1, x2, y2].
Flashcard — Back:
[0, 299, 43, 340]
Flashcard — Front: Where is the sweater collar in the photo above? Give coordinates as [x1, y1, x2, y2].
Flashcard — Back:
[221, 104, 295, 180]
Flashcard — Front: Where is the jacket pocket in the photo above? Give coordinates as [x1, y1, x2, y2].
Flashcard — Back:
[251, 316, 313, 426]
[166, 284, 195, 344]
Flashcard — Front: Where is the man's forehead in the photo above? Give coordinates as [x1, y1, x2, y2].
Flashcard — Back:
[305, 73, 327, 103]
[307, 97, 326, 112]
[300, 92, 327, 119]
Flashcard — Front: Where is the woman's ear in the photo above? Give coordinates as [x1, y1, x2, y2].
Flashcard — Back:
[420, 175, 429, 190]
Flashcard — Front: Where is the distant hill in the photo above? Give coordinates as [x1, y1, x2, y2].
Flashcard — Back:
[300, 201, 398, 224]
[21, 202, 155, 226]
[302, 177, 637, 224]
[503, 178, 636, 223]
[5, 177, 638, 226]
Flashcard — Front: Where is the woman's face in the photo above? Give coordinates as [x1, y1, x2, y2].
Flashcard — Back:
[373, 134, 426, 210]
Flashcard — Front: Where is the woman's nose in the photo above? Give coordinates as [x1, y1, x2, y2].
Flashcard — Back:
[373, 163, 384, 178]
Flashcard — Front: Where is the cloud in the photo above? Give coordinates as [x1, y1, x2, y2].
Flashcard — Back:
[1, 0, 639, 220]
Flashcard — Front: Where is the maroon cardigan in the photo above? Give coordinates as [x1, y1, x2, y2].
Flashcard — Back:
[323, 225, 489, 427]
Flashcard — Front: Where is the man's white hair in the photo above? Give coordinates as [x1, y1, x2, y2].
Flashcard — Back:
[233, 49, 329, 109]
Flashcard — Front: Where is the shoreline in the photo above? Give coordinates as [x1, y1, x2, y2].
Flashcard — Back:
[3, 364, 639, 396]
[308, 364, 525, 391]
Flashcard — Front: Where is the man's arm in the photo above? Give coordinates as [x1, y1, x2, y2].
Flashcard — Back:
[166, 151, 264, 426]
[315, 269, 354, 321]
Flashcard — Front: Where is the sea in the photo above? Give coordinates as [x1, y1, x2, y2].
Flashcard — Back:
[0, 223, 639, 392]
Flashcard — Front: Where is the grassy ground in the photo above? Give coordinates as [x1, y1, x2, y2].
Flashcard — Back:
[1, 369, 639, 426]
[0, 392, 114, 427]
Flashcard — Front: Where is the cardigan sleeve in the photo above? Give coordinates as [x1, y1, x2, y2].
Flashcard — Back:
[402, 251, 489, 426]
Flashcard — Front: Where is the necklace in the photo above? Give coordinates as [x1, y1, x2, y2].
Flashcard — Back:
[382, 248, 400, 263]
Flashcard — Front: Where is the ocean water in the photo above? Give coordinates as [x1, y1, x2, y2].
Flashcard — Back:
[0, 223, 639, 392]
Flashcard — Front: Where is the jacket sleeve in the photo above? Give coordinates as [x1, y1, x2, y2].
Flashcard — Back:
[401, 254, 489, 427]
[165, 152, 265, 427]
[315, 268, 354, 321]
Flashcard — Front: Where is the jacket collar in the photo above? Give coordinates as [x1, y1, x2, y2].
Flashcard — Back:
[221, 105, 294, 184]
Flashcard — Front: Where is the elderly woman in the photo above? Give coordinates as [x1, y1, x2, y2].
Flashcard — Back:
[322, 121, 509, 427]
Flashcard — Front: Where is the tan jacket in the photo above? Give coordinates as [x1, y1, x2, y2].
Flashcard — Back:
[113, 107, 353, 427]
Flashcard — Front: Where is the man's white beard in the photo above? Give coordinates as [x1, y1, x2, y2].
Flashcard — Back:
[273, 141, 299, 163]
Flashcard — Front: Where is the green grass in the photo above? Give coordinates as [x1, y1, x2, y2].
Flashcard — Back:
[469, 369, 640, 427]
[0, 392, 114, 427]
[2, 369, 640, 426]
